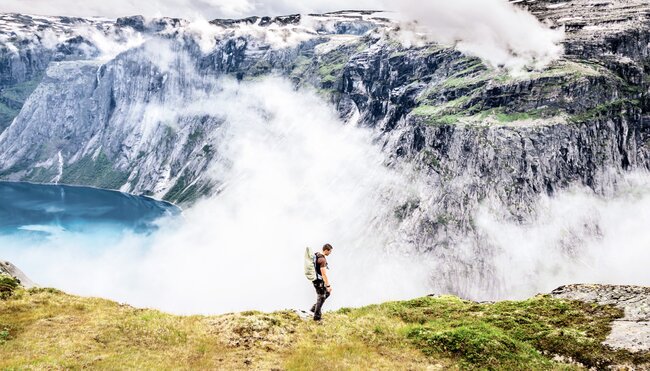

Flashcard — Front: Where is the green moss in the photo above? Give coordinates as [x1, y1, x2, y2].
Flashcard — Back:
[1, 76, 42, 102]
[1, 288, 647, 369]
[373, 295, 646, 369]
[163, 174, 209, 204]
[290, 56, 312, 77]
[494, 111, 543, 122]
[27, 166, 59, 183]
[318, 62, 345, 79]
[163, 174, 189, 202]
[421, 114, 460, 126]
[394, 199, 419, 221]
[452, 59, 485, 77]
[411, 105, 440, 116]
[319, 73, 338, 84]
[316, 88, 337, 101]
[570, 98, 641, 123]
[186, 128, 205, 150]
[421, 149, 441, 169]
[491, 61, 603, 86]
[443, 76, 488, 89]
[315, 46, 355, 87]
[0, 101, 20, 131]
[411, 104, 462, 125]
[408, 323, 551, 369]
[411, 99, 467, 125]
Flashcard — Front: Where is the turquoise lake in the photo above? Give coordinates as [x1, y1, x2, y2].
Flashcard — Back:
[0, 181, 179, 235]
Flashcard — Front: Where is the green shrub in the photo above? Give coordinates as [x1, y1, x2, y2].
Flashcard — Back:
[0, 274, 19, 300]
[0, 326, 10, 344]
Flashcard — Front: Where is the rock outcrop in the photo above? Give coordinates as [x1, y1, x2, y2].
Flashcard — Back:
[552, 284, 650, 353]
[0, 260, 35, 288]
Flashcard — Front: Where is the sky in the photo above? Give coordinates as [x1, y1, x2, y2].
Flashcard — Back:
[0, 0, 377, 19]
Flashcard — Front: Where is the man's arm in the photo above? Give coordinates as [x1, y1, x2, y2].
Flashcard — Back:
[320, 267, 332, 292]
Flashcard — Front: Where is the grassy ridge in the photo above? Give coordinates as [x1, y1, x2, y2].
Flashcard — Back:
[0, 278, 648, 370]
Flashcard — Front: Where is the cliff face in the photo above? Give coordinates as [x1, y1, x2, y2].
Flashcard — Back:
[0, 1, 648, 297]
[0, 260, 34, 288]
[0, 14, 111, 132]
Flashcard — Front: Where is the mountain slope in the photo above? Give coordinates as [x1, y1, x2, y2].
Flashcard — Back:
[1, 277, 649, 370]
[0, 1, 648, 299]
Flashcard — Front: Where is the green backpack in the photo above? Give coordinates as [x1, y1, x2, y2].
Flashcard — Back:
[304, 247, 317, 281]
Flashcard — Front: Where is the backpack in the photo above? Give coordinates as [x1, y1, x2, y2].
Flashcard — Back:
[304, 247, 317, 281]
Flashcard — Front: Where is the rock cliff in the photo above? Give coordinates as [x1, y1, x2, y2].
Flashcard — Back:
[0, 0, 648, 298]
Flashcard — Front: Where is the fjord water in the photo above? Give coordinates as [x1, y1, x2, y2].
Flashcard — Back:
[0, 181, 178, 235]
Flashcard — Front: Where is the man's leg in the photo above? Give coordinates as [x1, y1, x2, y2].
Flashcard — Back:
[313, 280, 327, 321]
[311, 280, 321, 313]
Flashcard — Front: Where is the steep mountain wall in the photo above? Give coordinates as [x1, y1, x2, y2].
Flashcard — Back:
[0, 1, 648, 297]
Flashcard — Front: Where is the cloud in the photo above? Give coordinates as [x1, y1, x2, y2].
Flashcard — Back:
[386, 0, 564, 70]
[473, 171, 650, 300]
[0, 0, 253, 19]
[0, 0, 563, 70]
[0, 0, 374, 19]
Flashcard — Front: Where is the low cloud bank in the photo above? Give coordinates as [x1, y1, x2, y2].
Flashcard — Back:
[1, 0, 563, 70]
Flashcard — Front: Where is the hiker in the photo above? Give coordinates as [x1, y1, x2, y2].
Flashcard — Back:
[310, 243, 333, 321]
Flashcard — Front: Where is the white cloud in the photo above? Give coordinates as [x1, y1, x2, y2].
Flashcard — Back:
[389, 0, 565, 70]
[0, 0, 563, 70]
[474, 171, 650, 300]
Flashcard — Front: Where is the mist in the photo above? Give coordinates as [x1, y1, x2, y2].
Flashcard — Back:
[384, 0, 564, 70]
[475, 171, 650, 300]
[0, 72, 433, 314]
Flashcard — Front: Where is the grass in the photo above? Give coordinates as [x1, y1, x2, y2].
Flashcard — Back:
[412, 96, 549, 126]
[493, 110, 543, 123]
[0, 73, 44, 132]
[411, 105, 463, 125]
[59, 151, 130, 189]
[569, 98, 641, 123]
[1, 287, 648, 369]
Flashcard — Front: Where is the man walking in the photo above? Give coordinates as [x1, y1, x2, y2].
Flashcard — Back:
[311, 243, 333, 321]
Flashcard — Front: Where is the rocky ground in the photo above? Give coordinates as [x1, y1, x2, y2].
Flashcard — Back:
[552, 284, 650, 353]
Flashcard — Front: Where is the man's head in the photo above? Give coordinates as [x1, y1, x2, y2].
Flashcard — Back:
[322, 243, 333, 256]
